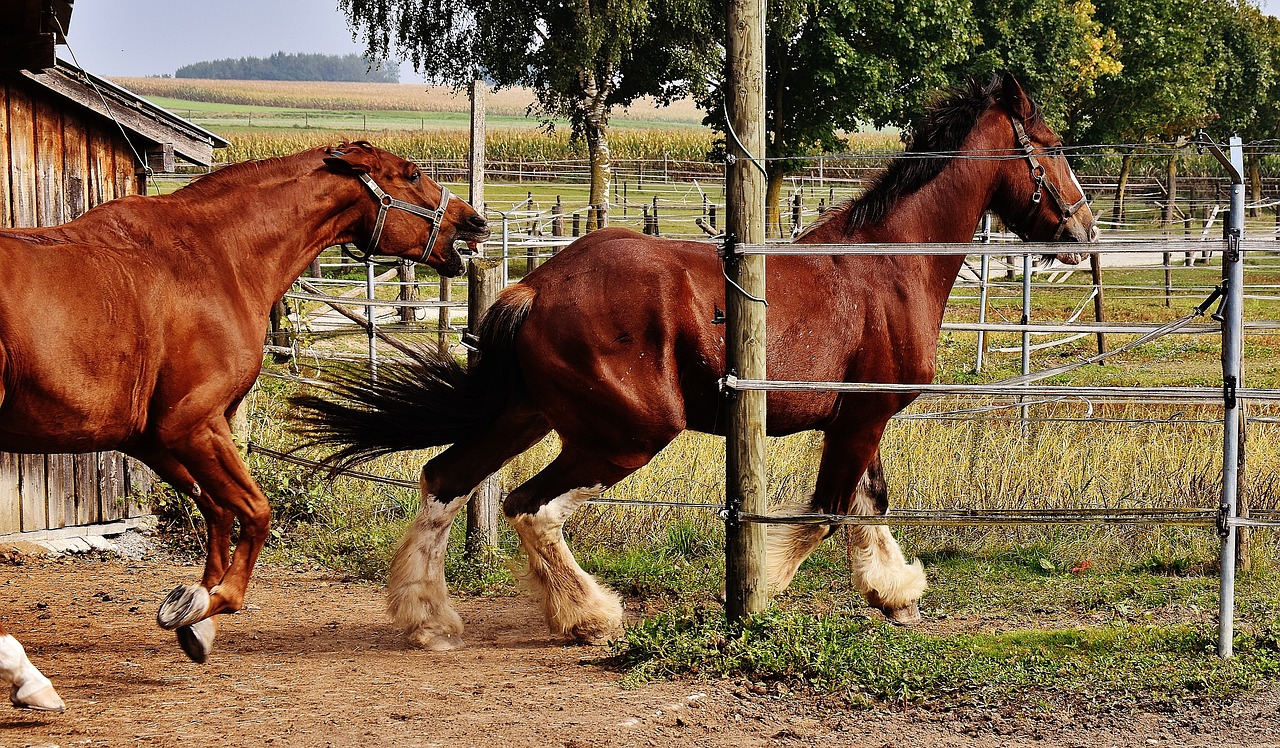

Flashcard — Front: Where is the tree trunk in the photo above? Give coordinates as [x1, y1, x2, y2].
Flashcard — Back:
[1113, 152, 1133, 227]
[765, 168, 786, 238]
[584, 123, 612, 230]
[1164, 154, 1178, 229]
[580, 71, 611, 231]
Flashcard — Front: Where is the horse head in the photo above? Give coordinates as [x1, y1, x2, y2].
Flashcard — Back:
[323, 142, 490, 277]
[987, 74, 1097, 265]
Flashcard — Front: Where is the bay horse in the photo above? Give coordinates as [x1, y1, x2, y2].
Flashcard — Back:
[294, 75, 1097, 649]
[0, 141, 489, 705]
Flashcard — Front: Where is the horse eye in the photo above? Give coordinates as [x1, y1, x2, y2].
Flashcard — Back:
[409, 172, 421, 183]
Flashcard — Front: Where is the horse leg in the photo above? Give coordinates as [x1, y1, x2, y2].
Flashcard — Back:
[134, 448, 230, 663]
[503, 445, 655, 644]
[768, 439, 926, 622]
[154, 420, 271, 654]
[0, 624, 64, 711]
[388, 409, 551, 650]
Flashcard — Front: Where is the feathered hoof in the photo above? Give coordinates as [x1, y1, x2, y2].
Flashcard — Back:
[157, 584, 211, 630]
[879, 602, 922, 626]
[176, 617, 218, 664]
[10, 682, 65, 712]
[410, 631, 466, 652]
[559, 594, 625, 645]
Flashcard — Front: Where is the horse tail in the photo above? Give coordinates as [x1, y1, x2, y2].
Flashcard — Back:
[290, 283, 536, 470]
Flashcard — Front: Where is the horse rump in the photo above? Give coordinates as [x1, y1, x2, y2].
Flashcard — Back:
[289, 284, 536, 469]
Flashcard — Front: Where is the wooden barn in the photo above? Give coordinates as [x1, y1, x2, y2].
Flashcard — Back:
[1, 0, 229, 542]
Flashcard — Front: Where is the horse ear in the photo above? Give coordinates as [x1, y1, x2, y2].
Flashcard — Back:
[1001, 72, 1035, 121]
[323, 144, 376, 175]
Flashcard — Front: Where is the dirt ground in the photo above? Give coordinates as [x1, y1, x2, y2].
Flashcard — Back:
[3, 553, 1280, 748]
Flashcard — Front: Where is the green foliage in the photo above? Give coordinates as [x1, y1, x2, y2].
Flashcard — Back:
[1079, 0, 1223, 143]
[176, 52, 399, 83]
[967, 0, 1121, 133]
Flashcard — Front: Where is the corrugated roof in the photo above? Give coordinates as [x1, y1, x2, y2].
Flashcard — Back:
[19, 58, 230, 167]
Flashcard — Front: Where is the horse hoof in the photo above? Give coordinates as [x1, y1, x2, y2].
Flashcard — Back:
[11, 683, 66, 712]
[157, 584, 211, 630]
[881, 602, 922, 625]
[420, 633, 466, 652]
[176, 617, 217, 664]
[568, 622, 624, 646]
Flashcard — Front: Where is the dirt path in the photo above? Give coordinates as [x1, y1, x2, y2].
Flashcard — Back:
[3, 555, 1280, 748]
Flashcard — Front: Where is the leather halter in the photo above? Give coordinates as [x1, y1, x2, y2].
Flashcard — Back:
[349, 172, 452, 262]
[1007, 116, 1088, 241]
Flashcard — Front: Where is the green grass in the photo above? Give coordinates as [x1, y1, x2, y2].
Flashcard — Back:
[610, 553, 1280, 709]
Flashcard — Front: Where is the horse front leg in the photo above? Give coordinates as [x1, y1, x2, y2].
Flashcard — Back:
[767, 434, 926, 622]
[0, 625, 64, 711]
[154, 422, 271, 663]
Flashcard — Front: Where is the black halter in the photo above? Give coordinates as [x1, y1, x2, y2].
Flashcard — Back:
[345, 172, 452, 263]
[1006, 116, 1089, 241]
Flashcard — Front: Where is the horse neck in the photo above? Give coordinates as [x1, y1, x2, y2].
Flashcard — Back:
[803, 132, 1003, 313]
[158, 160, 364, 307]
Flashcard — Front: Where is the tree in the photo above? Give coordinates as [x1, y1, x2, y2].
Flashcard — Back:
[701, 0, 977, 236]
[1079, 0, 1224, 223]
[1205, 0, 1279, 213]
[341, 0, 717, 228]
[966, 0, 1121, 136]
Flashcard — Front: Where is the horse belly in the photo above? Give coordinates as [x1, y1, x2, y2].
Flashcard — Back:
[0, 305, 149, 452]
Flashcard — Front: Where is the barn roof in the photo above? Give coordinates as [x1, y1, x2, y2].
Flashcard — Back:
[18, 58, 230, 168]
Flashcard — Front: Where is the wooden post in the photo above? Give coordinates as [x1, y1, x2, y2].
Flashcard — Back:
[572, 211, 581, 237]
[551, 197, 564, 255]
[791, 193, 801, 235]
[709, 204, 718, 230]
[398, 261, 417, 324]
[465, 76, 502, 560]
[724, 0, 769, 623]
[437, 276, 452, 350]
[651, 196, 660, 237]
[527, 195, 539, 274]
[642, 204, 651, 235]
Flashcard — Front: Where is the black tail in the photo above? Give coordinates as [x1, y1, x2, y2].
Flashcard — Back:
[289, 284, 536, 470]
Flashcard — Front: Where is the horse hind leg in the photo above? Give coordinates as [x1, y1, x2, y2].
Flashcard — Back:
[387, 409, 551, 650]
[0, 629, 65, 711]
[504, 446, 647, 644]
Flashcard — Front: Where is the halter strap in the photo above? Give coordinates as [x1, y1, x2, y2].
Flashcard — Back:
[1009, 116, 1089, 241]
[351, 172, 452, 262]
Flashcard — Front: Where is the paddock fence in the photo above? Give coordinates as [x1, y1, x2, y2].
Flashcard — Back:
[244, 138, 1280, 659]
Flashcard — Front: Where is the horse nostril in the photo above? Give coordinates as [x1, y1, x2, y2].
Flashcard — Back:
[468, 214, 488, 229]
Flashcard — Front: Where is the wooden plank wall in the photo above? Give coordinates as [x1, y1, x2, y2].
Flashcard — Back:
[0, 75, 152, 534]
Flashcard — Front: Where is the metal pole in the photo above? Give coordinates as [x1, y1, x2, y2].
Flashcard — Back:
[724, 0, 769, 623]
[976, 212, 991, 373]
[365, 260, 378, 379]
[1021, 251, 1032, 426]
[1218, 135, 1246, 658]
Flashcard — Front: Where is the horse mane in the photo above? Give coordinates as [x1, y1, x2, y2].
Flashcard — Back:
[171, 153, 304, 200]
[798, 75, 1043, 239]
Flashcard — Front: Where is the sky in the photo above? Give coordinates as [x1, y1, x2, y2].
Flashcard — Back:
[62, 0, 428, 82]
[61, 0, 1280, 83]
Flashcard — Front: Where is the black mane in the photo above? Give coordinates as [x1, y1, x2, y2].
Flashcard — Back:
[805, 76, 1042, 237]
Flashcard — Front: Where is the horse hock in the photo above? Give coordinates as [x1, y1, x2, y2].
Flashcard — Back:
[508, 487, 624, 644]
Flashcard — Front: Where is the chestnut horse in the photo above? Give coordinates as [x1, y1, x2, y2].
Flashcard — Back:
[0, 142, 488, 706]
[295, 75, 1097, 648]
